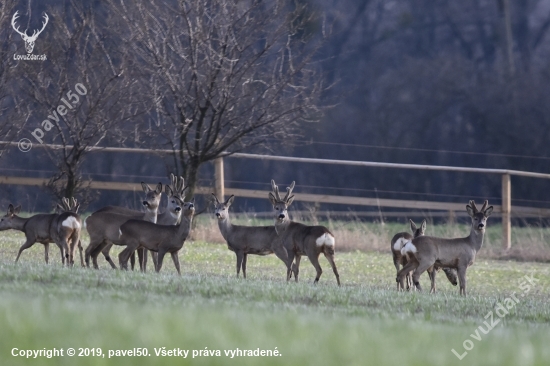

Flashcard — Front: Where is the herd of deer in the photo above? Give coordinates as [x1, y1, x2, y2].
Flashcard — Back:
[0, 175, 493, 296]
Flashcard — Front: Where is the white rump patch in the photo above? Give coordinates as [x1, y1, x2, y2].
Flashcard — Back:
[316, 233, 335, 247]
[62, 216, 80, 229]
[400, 241, 417, 256]
[393, 237, 408, 251]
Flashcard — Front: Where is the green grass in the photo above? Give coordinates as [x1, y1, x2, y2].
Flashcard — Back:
[0, 229, 549, 365]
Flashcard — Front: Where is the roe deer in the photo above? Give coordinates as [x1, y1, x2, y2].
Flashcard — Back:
[212, 194, 276, 278]
[0, 199, 82, 266]
[392, 219, 458, 292]
[397, 200, 493, 296]
[117, 197, 195, 274]
[96, 174, 185, 270]
[84, 183, 162, 269]
[268, 180, 340, 286]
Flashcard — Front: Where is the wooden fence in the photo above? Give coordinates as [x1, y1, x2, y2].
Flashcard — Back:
[2, 141, 550, 249]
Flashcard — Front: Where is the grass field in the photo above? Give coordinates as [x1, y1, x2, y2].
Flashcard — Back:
[0, 225, 549, 366]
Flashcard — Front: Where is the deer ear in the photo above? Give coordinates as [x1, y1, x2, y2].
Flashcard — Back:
[226, 195, 235, 207]
[466, 204, 475, 218]
[421, 219, 427, 233]
[155, 183, 163, 194]
[484, 206, 493, 217]
[165, 185, 173, 197]
[211, 193, 220, 205]
[141, 182, 151, 193]
[409, 219, 417, 232]
[13, 205, 21, 214]
[7, 204, 15, 214]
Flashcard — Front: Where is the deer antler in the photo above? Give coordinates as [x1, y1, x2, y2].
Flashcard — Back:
[28, 13, 48, 41]
[11, 12, 27, 38]
[271, 179, 282, 201]
[283, 181, 295, 202]
[469, 200, 478, 213]
[480, 200, 488, 212]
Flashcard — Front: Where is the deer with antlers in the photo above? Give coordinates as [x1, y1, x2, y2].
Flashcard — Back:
[0, 198, 83, 266]
[117, 191, 196, 275]
[268, 180, 340, 286]
[95, 174, 185, 270]
[397, 200, 493, 296]
[392, 219, 458, 292]
[11, 11, 49, 54]
[84, 183, 163, 269]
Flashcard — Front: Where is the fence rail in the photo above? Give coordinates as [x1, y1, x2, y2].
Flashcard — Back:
[2, 141, 550, 249]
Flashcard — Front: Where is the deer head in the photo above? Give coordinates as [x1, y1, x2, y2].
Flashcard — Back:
[12, 11, 49, 54]
[269, 180, 295, 222]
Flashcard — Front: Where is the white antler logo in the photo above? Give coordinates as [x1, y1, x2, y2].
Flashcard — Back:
[11, 11, 49, 54]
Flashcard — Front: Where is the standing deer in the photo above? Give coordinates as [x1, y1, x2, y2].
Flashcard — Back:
[391, 219, 426, 290]
[96, 174, 185, 270]
[0, 198, 82, 266]
[392, 219, 458, 292]
[117, 196, 196, 275]
[397, 200, 493, 296]
[84, 183, 162, 269]
[268, 180, 340, 286]
[212, 194, 276, 278]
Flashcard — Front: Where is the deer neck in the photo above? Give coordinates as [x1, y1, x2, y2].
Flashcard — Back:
[217, 215, 233, 240]
[9, 215, 29, 232]
[177, 214, 193, 238]
[468, 226, 485, 252]
[143, 207, 158, 224]
[274, 219, 291, 236]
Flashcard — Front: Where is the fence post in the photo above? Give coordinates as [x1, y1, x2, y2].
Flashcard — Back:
[214, 157, 225, 200]
[502, 173, 511, 249]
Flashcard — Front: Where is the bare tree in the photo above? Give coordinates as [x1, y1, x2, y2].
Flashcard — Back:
[16, 4, 141, 206]
[110, 0, 327, 197]
[0, 0, 25, 157]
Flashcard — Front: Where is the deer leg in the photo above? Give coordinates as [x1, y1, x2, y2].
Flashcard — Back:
[242, 253, 247, 279]
[396, 259, 418, 290]
[78, 240, 84, 267]
[307, 251, 323, 284]
[98, 242, 117, 269]
[428, 265, 437, 293]
[292, 255, 301, 282]
[457, 266, 468, 296]
[44, 242, 50, 264]
[171, 252, 181, 275]
[323, 247, 340, 286]
[235, 250, 244, 278]
[151, 251, 158, 270]
[136, 248, 148, 272]
[272, 245, 293, 281]
[118, 242, 138, 271]
[443, 268, 458, 286]
[394, 254, 402, 290]
[15, 239, 36, 263]
[411, 261, 435, 292]
[156, 250, 167, 273]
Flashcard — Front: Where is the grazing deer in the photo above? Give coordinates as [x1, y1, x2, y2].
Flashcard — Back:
[84, 183, 162, 269]
[268, 180, 340, 286]
[0, 198, 82, 266]
[96, 174, 185, 270]
[212, 194, 276, 278]
[397, 200, 493, 296]
[117, 196, 195, 275]
[392, 219, 458, 292]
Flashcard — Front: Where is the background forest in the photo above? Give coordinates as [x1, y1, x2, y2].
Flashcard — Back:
[1, 0, 549, 216]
